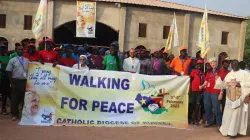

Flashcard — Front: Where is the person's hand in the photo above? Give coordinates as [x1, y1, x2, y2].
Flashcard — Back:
[10, 83, 15, 89]
[243, 96, 250, 104]
[176, 72, 181, 76]
[29, 59, 33, 62]
[52, 62, 57, 67]
[199, 85, 203, 89]
[218, 92, 223, 100]
[40, 60, 44, 65]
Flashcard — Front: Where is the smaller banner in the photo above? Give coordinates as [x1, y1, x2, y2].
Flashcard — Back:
[76, 1, 96, 38]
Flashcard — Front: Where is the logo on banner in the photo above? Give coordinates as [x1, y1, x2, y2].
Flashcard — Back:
[135, 80, 168, 114]
[41, 109, 54, 123]
[87, 25, 94, 34]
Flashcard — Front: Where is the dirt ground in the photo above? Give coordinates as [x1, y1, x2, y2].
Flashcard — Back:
[0, 109, 250, 140]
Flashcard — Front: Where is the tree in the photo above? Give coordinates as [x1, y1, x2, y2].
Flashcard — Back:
[243, 17, 250, 66]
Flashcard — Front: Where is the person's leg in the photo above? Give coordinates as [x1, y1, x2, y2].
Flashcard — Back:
[211, 94, 222, 127]
[11, 80, 19, 120]
[194, 92, 202, 125]
[188, 91, 196, 124]
[203, 92, 213, 126]
[1, 81, 10, 114]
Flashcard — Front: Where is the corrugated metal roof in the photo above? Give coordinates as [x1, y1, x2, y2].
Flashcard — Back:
[95, 0, 247, 19]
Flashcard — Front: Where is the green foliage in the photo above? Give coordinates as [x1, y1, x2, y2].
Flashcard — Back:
[244, 17, 250, 65]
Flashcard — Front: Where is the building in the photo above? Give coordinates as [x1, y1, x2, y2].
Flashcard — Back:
[0, 0, 248, 60]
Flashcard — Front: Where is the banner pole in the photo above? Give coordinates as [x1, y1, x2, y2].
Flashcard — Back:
[44, 0, 48, 50]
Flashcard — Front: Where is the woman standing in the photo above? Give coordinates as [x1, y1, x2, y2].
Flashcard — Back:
[102, 41, 122, 71]
[72, 55, 89, 71]
[138, 49, 150, 75]
[200, 58, 222, 130]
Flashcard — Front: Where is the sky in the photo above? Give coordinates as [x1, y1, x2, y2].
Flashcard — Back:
[165, 0, 250, 17]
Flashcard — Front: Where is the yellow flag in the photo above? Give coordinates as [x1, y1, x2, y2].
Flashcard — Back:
[196, 7, 210, 58]
[164, 13, 179, 53]
[32, 0, 47, 39]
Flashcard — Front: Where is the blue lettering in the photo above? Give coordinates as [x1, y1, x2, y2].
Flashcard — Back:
[56, 118, 62, 123]
[101, 101, 108, 112]
[108, 102, 117, 113]
[90, 76, 96, 88]
[121, 79, 130, 90]
[77, 120, 82, 124]
[69, 74, 81, 85]
[92, 100, 100, 111]
[118, 103, 126, 113]
[107, 78, 111, 89]
[80, 76, 89, 87]
[127, 103, 134, 113]
[79, 99, 87, 110]
[61, 97, 69, 108]
[97, 77, 106, 88]
[69, 98, 78, 110]
[62, 118, 66, 123]
[112, 78, 120, 89]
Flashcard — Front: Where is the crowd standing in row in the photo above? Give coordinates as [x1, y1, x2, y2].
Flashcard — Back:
[0, 37, 250, 138]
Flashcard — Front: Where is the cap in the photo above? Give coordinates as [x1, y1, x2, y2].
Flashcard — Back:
[45, 38, 54, 44]
[78, 47, 84, 51]
[80, 55, 87, 60]
[28, 43, 36, 47]
[99, 48, 106, 53]
[180, 46, 187, 51]
[15, 42, 22, 47]
[0, 44, 6, 48]
[38, 40, 44, 45]
[154, 50, 159, 53]
[191, 57, 196, 60]
[209, 57, 217, 63]
[110, 41, 119, 48]
[196, 60, 203, 64]
[54, 47, 60, 51]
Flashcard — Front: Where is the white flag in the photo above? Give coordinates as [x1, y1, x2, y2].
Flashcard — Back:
[164, 13, 179, 53]
[32, 0, 47, 39]
[196, 7, 210, 58]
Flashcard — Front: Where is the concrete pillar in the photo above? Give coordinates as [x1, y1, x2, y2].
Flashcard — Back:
[118, 6, 127, 51]
[47, 0, 55, 39]
[183, 13, 190, 54]
[238, 20, 247, 61]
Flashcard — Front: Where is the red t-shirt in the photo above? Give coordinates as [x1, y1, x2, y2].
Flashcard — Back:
[24, 52, 39, 62]
[60, 57, 77, 67]
[190, 69, 205, 92]
[39, 50, 59, 63]
[220, 68, 230, 81]
[205, 70, 221, 94]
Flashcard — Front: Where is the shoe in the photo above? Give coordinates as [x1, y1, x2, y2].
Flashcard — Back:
[203, 123, 213, 128]
[1, 109, 8, 115]
[12, 117, 18, 121]
[228, 136, 237, 139]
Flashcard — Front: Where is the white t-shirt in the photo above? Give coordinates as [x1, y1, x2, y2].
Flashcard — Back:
[72, 64, 89, 71]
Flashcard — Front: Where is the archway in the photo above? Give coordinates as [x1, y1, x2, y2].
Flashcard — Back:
[0, 37, 8, 47]
[54, 21, 118, 46]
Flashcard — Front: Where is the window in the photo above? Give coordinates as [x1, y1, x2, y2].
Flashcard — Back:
[163, 26, 170, 39]
[221, 31, 229, 45]
[0, 14, 6, 28]
[138, 23, 147, 38]
[24, 15, 33, 30]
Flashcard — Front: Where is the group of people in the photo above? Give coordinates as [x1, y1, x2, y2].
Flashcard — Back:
[0, 37, 250, 138]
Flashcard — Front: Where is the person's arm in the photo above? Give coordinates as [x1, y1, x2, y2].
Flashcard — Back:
[8, 72, 14, 88]
[102, 55, 107, 70]
[6, 60, 14, 88]
[123, 59, 127, 72]
[169, 58, 181, 76]
[136, 60, 140, 74]
[38, 51, 44, 65]
[52, 52, 60, 67]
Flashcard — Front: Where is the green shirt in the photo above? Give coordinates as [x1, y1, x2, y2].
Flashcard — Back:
[36, 46, 40, 50]
[102, 54, 122, 71]
[0, 55, 10, 80]
[9, 52, 18, 59]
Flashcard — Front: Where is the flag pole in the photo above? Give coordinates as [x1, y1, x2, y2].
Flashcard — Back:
[204, 4, 207, 73]
[44, 0, 48, 50]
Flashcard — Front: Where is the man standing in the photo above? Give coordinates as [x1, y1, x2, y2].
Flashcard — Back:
[0, 44, 11, 115]
[219, 60, 250, 138]
[170, 46, 191, 76]
[123, 48, 140, 73]
[147, 51, 166, 75]
[60, 45, 77, 67]
[6, 45, 29, 121]
[219, 60, 230, 113]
